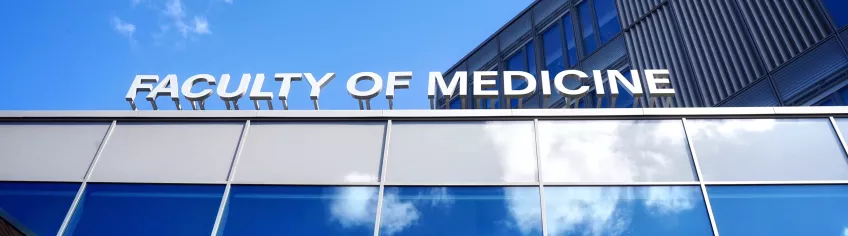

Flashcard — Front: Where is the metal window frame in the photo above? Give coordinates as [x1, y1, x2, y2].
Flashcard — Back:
[5, 108, 848, 235]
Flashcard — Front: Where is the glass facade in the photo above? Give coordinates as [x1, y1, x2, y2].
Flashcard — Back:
[437, 0, 848, 109]
[2, 112, 848, 235]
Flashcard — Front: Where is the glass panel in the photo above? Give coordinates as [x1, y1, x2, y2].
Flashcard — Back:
[839, 87, 848, 105]
[578, 2, 598, 55]
[449, 98, 462, 109]
[524, 42, 538, 109]
[823, 0, 848, 28]
[594, 0, 622, 43]
[818, 98, 837, 106]
[542, 24, 565, 103]
[387, 121, 537, 183]
[563, 14, 578, 67]
[66, 183, 224, 236]
[708, 185, 848, 236]
[545, 186, 712, 236]
[378, 187, 541, 236]
[599, 71, 635, 108]
[688, 119, 848, 181]
[91, 122, 244, 183]
[234, 122, 385, 184]
[507, 48, 529, 109]
[0, 123, 109, 182]
[220, 185, 377, 235]
[539, 120, 696, 182]
[0, 182, 79, 236]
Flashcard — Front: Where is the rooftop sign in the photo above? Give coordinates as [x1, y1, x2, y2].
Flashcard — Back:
[125, 69, 673, 110]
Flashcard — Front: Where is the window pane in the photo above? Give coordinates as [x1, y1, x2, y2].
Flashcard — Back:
[539, 120, 696, 182]
[387, 121, 537, 183]
[507, 49, 528, 109]
[66, 183, 224, 236]
[594, 0, 622, 43]
[91, 122, 244, 184]
[818, 98, 837, 106]
[449, 98, 462, 109]
[708, 185, 848, 236]
[563, 14, 578, 67]
[599, 71, 635, 108]
[220, 186, 377, 235]
[687, 119, 848, 181]
[839, 87, 848, 104]
[545, 186, 712, 236]
[234, 122, 385, 184]
[543, 25, 565, 103]
[0, 182, 79, 236]
[578, 2, 598, 54]
[378, 187, 541, 236]
[526, 41, 537, 77]
[0, 123, 109, 182]
[823, 0, 848, 28]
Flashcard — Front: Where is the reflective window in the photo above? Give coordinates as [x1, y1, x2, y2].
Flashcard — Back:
[709, 185, 848, 236]
[379, 187, 541, 236]
[234, 122, 385, 184]
[687, 119, 848, 181]
[545, 186, 712, 236]
[524, 42, 538, 108]
[599, 71, 635, 108]
[823, 0, 848, 28]
[66, 183, 224, 236]
[507, 43, 536, 109]
[0, 182, 79, 236]
[91, 122, 243, 183]
[543, 25, 565, 103]
[449, 98, 462, 109]
[387, 121, 537, 184]
[0, 123, 109, 182]
[594, 0, 621, 43]
[817, 98, 837, 106]
[220, 185, 377, 235]
[839, 86, 848, 104]
[539, 120, 696, 182]
[578, 2, 598, 55]
[563, 13, 578, 67]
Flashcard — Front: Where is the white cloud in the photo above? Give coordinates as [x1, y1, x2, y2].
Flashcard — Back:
[329, 186, 378, 228]
[111, 17, 136, 43]
[131, 0, 143, 7]
[193, 16, 210, 34]
[843, 227, 848, 236]
[380, 191, 421, 236]
[223, 0, 233, 3]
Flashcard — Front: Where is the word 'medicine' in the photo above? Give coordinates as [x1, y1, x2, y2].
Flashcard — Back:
[125, 69, 674, 110]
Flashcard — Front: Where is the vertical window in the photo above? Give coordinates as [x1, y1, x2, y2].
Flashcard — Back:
[594, 0, 622, 43]
[839, 86, 848, 104]
[823, 0, 848, 28]
[578, 2, 598, 55]
[598, 71, 635, 108]
[506, 41, 537, 109]
[542, 25, 565, 103]
[476, 68, 499, 109]
[563, 13, 578, 67]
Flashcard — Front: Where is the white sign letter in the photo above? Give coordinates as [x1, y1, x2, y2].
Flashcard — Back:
[644, 69, 674, 97]
[181, 74, 216, 110]
[347, 72, 383, 99]
[275, 73, 302, 110]
[503, 71, 537, 99]
[553, 70, 590, 98]
[126, 75, 159, 110]
[473, 71, 499, 98]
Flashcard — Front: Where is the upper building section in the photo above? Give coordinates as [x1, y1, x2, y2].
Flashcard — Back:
[438, 0, 848, 109]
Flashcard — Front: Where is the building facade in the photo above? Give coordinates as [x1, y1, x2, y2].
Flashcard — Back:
[1, 108, 848, 235]
[437, 0, 848, 109]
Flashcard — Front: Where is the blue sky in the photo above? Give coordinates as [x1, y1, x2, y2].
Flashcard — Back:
[0, 0, 532, 110]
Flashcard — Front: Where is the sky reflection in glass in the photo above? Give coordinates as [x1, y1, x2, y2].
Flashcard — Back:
[0, 182, 79, 236]
[545, 186, 712, 236]
[709, 185, 848, 236]
[220, 185, 377, 235]
[378, 186, 541, 236]
[66, 183, 224, 236]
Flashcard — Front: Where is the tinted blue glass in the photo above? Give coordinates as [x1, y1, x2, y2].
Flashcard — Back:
[839, 87, 848, 105]
[818, 98, 837, 106]
[598, 71, 634, 108]
[823, 0, 848, 27]
[563, 14, 578, 67]
[526, 42, 537, 77]
[709, 185, 848, 236]
[542, 26, 565, 76]
[578, 3, 598, 55]
[594, 0, 621, 42]
[545, 186, 712, 236]
[507, 49, 528, 108]
[379, 187, 542, 236]
[0, 182, 79, 235]
[220, 186, 377, 235]
[449, 98, 462, 109]
[67, 183, 224, 236]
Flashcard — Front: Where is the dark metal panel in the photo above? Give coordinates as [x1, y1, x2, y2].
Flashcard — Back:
[772, 37, 848, 104]
[616, 0, 664, 27]
[736, 0, 833, 70]
[499, 14, 532, 52]
[623, 4, 703, 107]
[670, 0, 765, 106]
[582, 36, 626, 71]
[719, 78, 780, 107]
[534, 0, 570, 26]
